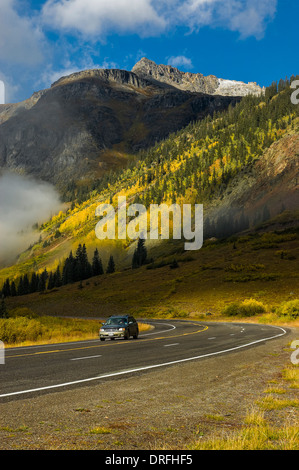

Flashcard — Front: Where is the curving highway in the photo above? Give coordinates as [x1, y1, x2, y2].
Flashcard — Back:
[0, 320, 288, 401]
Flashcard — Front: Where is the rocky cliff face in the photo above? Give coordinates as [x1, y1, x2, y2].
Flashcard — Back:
[206, 130, 299, 227]
[0, 65, 239, 185]
[132, 58, 264, 97]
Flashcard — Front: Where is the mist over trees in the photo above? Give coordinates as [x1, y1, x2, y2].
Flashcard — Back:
[0, 172, 62, 265]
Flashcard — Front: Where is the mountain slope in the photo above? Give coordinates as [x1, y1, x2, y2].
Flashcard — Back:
[0, 67, 238, 186]
[0, 81, 298, 285]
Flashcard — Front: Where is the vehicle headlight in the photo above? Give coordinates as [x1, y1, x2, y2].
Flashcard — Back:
[100, 328, 105, 332]
[119, 328, 125, 331]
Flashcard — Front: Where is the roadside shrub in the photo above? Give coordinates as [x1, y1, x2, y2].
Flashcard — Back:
[223, 298, 266, 317]
[0, 315, 100, 345]
[0, 317, 45, 344]
[275, 299, 299, 319]
[8, 307, 38, 318]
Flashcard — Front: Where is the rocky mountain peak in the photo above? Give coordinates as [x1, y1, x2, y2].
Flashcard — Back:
[132, 57, 264, 97]
[50, 67, 154, 91]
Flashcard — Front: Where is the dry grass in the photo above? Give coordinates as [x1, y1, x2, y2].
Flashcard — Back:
[189, 362, 299, 450]
[190, 406, 298, 450]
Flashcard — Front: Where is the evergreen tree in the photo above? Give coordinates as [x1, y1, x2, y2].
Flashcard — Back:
[74, 244, 83, 281]
[92, 248, 104, 276]
[132, 249, 139, 269]
[17, 276, 24, 296]
[37, 275, 45, 292]
[62, 251, 76, 284]
[10, 281, 17, 297]
[47, 272, 55, 290]
[38, 269, 48, 292]
[23, 274, 30, 295]
[35, 274, 40, 292]
[106, 255, 115, 274]
[54, 265, 62, 287]
[1, 278, 11, 298]
[81, 244, 92, 279]
[132, 238, 147, 268]
[30, 272, 39, 293]
[75, 244, 92, 281]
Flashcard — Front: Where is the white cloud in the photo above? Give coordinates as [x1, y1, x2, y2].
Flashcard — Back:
[0, 71, 20, 103]
[40, 65, 84, 88]
[167, 55, 193, 69]
[177, 0, 277, 39]
[37, 56, 120, 90]
[42, 0, 166, 37]
[41, 0, 277, 40]
[0, 0, 44, 65]
[228, 0, 278, 39]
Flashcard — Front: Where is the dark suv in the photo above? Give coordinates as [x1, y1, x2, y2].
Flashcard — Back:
[99, 315, 139, 341]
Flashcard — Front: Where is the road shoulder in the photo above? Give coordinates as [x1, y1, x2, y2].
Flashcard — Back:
[0, 327, 297, 450]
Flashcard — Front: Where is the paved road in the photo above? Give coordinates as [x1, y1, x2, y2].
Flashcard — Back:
[0, 320, 288, 401]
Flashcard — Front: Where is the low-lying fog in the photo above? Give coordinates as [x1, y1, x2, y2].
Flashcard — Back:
[0, 171, 62, 266]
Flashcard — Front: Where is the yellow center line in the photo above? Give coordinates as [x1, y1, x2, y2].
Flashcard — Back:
[6, 324, 209, 359]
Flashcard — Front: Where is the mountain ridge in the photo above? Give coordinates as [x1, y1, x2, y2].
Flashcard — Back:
[132, 58, 265, 97]
[0, 57, 265, 128]
[0, 61, 242, 186]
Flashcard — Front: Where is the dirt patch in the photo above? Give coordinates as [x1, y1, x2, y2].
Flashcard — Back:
[0, 327, 298, 450]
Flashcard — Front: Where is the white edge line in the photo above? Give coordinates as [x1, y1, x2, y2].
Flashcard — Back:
[71, 355, 102, 361]
[140, 322, 176, 336]
[0, 326, 286, 399]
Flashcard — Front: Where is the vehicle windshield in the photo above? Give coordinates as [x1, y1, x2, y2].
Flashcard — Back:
[104, 317, 127, 326]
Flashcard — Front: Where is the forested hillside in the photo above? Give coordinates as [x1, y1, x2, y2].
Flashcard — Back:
[1, 77, 298, 294]
[62, 76, 299, 232]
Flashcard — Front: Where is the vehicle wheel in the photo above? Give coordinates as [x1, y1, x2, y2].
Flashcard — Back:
[100, 338, 105, 342]
[133, 331, 139, 339]
[110, 337, 115, 340]
[124, 332, 129, 340]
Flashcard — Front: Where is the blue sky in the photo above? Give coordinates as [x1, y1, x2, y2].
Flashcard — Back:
[0, 0, 297, 103]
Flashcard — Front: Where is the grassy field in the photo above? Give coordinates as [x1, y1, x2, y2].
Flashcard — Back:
[3, 225, 299, 331]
